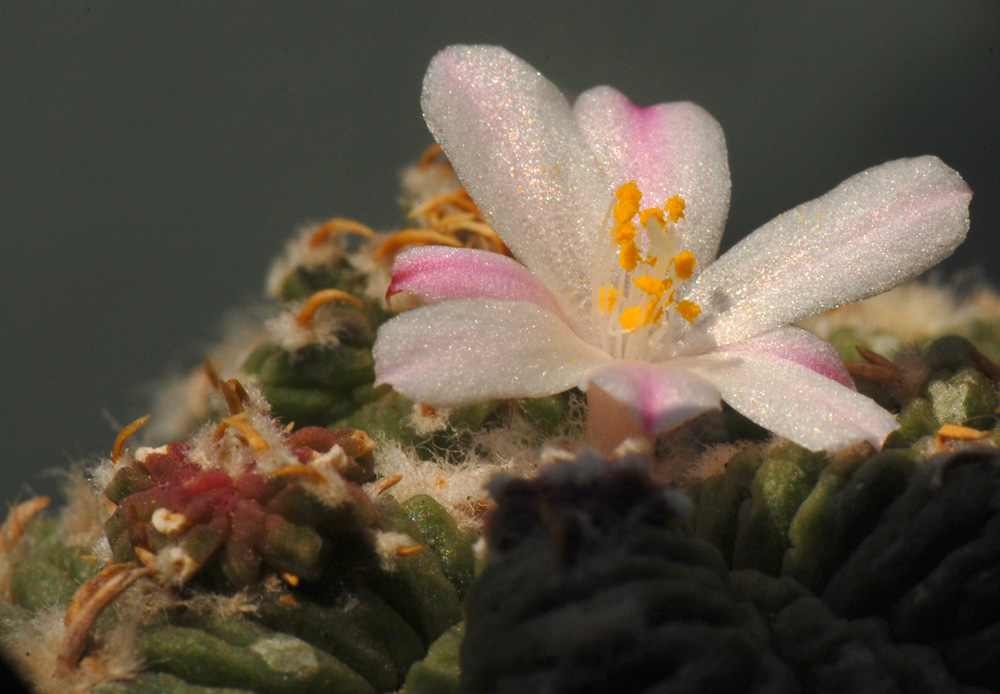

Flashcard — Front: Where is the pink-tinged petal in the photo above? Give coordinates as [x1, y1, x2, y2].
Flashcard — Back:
[574, 87, 731, 264]
[373, 298, 609, 406]
[387, 246, 563, 315]
[580, 361, 721, 435]
[679, 156, 971, 351]
[684, 351, 898, 451]
[421, 45, 607, 337]
[721, 327, 855, 390]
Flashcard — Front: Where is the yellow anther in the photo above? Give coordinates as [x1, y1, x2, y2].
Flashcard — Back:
[613, 181, 642, 225]
[600, 285, 619, 312]
[614, 219, 636, 244]
[619, 306, 642, 332]
[675, 300, 701, 323]
[671, 250, 697, 280]
[665, 195, 686, 222]
[633, 275, 671, 297]
[639, 207, 665, 228]
[619, 239, 640, 271]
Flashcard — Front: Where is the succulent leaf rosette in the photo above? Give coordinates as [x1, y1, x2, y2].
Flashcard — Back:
[373, 45, 972, 453]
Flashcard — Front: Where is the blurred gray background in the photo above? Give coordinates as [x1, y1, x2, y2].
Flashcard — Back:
[2, 1, 998, 503]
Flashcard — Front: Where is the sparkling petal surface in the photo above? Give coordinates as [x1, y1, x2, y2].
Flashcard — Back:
[422, 45, 607, 336]
[684, 351, 899, 451]
[373, 298, 609, 406]
[580, 361, 722, 434]
[678, 156, 972, 351]
[387, 246, 563, 315]
[573, 87, 731, 265]
[721, 327, 856, 390]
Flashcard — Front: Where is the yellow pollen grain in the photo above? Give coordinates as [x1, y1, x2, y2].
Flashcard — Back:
[675, 300, 701, 323]
[671, 250, 697, 280]
[619, 306, 642, 332]
[665, 195, 686, 222]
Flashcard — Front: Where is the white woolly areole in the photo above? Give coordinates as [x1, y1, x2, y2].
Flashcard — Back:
[151, 508, 188, 536]
[89, 456, 118, 493]
[265, 221, 390, 305]
[157, 545, 199, 586]
[298, 448, 353, 509]
[373, 530, 422, 572]
[366, 441, 504, 529]
[185, 407, 292, 476]
[266, 223, 351, 299]
[366, 402, 586, 528]
[1, 608, 144, 694]
[264, 307, 342, 353]
[408, 403, 452, 435]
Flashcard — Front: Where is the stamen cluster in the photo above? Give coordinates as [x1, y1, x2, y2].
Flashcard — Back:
[591, 181, 701, 359]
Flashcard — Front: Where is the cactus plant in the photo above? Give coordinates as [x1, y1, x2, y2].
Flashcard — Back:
[0, 386, 474, 693]
[3, 41, 1000, 694]
[465, 449, 1000, 692]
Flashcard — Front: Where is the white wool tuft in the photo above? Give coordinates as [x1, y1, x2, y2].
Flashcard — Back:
[408, 403, 453, 435]
[57, 466, 111, 548]
[372, 530, 422, 572]
[2, 607, 144, 694]
[156, 545, 199, 586]
[264, 307, 342, 353]
[366, 404, 588, 528]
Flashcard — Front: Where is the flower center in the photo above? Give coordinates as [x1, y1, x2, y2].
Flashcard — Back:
[590, 181, 701, 360]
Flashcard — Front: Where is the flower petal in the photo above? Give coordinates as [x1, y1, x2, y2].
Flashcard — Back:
[573, 87, 731, 264]
[387, 246, 563, 315]
[678, 156, 972, 351]
[580, 361, 721, 435]
[422, 45, 608, 336]
[721, 327, 855, 390]
[684, 350, 898, 451]
[373, 298, 609, 406]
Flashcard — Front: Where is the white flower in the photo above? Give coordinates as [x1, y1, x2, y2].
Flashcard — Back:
[373, 45, 971, 452]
